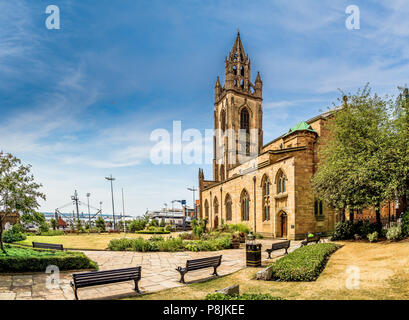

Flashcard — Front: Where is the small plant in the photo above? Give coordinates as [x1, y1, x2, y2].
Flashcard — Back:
[228, 223, 251, 234]
[2, 224, 26, 243]
[401, 209, 409, 238]
[367, 231, 378, 243]
[386, 225, 402, 241]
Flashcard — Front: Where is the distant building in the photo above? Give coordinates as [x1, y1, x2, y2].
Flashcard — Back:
[147, 208, 191, 227]
[0, 212, 20, 229]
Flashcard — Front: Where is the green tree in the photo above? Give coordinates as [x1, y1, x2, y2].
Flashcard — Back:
[50, 218, 58, 230]
[95, 216, 106, 232]
[389, 88, 409, 213]
[0, 152, 46, 253]
[312, 87, 393, 230]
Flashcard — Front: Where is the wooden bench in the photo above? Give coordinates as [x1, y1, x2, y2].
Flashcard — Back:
[265, 240, 290, 259]
[32, 242, 64, 251]
[70, 267, 142, 300]
[301, 233, 321, 246]
[176, 255, 222, 284]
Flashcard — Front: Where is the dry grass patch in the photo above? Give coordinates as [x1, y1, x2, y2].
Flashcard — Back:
[17, 232, 180, 250]
[129, 241, 409, 300]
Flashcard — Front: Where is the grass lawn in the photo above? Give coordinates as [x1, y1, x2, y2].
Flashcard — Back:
[127, 240, 409, 300]
[16, 232, 179, 250]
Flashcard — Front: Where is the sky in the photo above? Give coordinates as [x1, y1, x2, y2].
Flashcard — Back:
[1, 0, 409, 217]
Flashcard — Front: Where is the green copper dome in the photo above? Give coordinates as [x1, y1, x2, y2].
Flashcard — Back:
[284, 121, 317, 136]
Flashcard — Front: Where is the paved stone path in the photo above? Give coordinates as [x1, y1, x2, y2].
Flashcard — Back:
[0, 239, 302, 300]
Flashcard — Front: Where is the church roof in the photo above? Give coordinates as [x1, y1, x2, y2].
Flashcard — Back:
[283, 121, 317, 137]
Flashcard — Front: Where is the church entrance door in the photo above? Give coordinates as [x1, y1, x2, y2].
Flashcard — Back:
[214, 215, 219, 230]
[280, 212, 287, 238]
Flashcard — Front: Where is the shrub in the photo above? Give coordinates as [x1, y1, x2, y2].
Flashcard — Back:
[179, 232, 195, 240]
[269, 243, 340, 281]
[40, 230, 65, 236]
[95, 217, 106, 232]
[193, 225, 204, 239]
[135, 228, 170, 234]
[367, 231, 378, 243]
[129, 219, 146, 232]
[205, 293, 284, 300]
[386, 225, 402, 241]
[108, 236, 231, 252]
[39, 223, 49, 233]
[2, 224, 27, 243]
[149, 219, 159, 227]
[164, 224, 175, 232]
[228, 223, 251, 234]
[331, 221, 354, 240]
[0, 245, 97, 272]
[401, 209, 409, 238]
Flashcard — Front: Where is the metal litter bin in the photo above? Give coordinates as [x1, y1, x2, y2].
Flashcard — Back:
[246, 243, 262, 267]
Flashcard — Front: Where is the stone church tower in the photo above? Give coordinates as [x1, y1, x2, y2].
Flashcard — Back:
[213, 32, 263, 182]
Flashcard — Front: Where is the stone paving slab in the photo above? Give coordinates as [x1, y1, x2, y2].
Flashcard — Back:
[0, 239, 302, 300]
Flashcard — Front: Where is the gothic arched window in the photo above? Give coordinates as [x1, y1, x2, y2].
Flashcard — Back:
[240, 108, 250, 156]
[225, 194, 232, 221]
[213, 197, 219, 215]
[240, 189, 250, 221]
[262, 175, 271, 221]
[240, 108, 250, 132]
[277, 170, 287, 194]
[204, 200, 209, 219]
[220, 109, 226, 132]
[314, 200, 323, 216]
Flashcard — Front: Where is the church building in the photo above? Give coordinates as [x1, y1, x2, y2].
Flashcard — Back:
[198, 32, 337, 240]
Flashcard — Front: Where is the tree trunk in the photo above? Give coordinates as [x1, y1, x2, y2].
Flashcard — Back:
[349, 209, 354, 222]
[341, 208, 346, 222]
[375, 206, 382, 233]
[0, 218, 5, 253]
[402, 192, 408, 215]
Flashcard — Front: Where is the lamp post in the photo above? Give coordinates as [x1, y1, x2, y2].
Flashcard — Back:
[86, 193, 91, 232]
[187, 187, 197, 219]
[121, 188, 126, 233]
[105, 175, 116, 230]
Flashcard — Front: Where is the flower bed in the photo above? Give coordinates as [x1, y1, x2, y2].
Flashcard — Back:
[108, 236, 232, 252]
[269, 243, 340, 281]
[0, 245, 98, 272]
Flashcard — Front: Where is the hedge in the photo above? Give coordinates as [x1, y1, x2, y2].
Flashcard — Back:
[108, 236, 232, 252]
[0, 245, 98, 272]
[205, 293, 284, 300]
[269, 243, 340, 281]
[134, 230, 171, 234]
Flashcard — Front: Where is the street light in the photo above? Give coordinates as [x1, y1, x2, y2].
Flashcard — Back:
[187, 187, 198, 219]
[105, 175, 116, 230]
[121, 188, 126, 234]
[86, 193, 91, 232]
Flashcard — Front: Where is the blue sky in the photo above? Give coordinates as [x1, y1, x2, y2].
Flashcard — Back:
[1, 0, 409, 216]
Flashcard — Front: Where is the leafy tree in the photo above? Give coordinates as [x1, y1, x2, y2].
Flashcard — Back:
[0, 152, 46, 252]
[50, 218, 58, 230]
[312, 86, 393, 230]
[129, 218, 146, 232]
[401, 209, 409, 238]
[389, 88, 409, 213]
[95, 216, 106, 232]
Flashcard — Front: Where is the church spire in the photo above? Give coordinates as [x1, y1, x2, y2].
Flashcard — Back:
[229, 30, 247, 62]
[224, 31, 251, 93]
